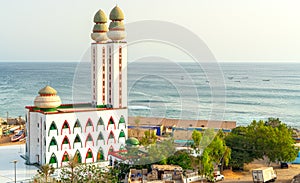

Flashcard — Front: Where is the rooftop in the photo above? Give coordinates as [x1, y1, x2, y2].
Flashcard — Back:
[26, 103, 126, 114]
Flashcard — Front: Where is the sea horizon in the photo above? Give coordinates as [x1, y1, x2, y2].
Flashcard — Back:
[0, 61, 299, 128]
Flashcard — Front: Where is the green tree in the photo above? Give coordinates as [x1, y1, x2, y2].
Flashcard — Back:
[191, 129, 230, 179]
[140, 130, 158, 146]
[226, 118, 298, 169]
[225, 126, 254, 169]
[167, 150, 193, 170]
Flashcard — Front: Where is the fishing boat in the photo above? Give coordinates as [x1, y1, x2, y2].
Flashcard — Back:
[11, 130, 25, 142]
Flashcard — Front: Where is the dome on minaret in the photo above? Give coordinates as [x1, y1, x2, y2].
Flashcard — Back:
[91, 9, 109, 43]
[107, 5, 126, 41]
[94, 9, 108, 23]
[109, 6, 124, 21]
[34, 85, 62, 109]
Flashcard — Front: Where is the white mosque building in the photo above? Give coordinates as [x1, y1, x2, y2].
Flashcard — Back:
[25, 6, 128, 168]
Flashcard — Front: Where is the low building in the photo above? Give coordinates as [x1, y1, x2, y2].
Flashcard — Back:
[129, 117, 236, 138]
[128, 164, 183, 183]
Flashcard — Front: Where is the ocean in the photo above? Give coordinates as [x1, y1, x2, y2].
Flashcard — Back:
[0, 61, 299, 128]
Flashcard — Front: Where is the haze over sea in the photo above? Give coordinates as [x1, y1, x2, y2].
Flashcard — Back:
[0, 61, 299, 128]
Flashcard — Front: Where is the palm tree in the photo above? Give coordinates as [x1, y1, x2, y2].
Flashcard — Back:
[37, 164, 55, 183]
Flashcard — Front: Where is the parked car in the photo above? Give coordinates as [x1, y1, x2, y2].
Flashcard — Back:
[281, 162, 289, 169]
[214, 174, 224, 181]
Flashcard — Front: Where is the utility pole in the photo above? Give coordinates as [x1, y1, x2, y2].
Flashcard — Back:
[10, 160, 17, 183]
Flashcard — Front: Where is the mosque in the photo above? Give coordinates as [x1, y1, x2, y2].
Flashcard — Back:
[25, 5, 129, 168]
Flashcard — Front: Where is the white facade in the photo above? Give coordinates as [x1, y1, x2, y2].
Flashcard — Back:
[25, 6, 128, 168]
[91, 42, 127, 109]
[25, 108, 127, 168]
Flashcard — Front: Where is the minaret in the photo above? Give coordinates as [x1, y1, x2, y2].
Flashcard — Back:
[91, 9, 109, 106]
[91, 6, 127, 109]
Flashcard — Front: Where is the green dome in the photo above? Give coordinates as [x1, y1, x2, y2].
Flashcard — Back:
[126, 137, 139, 146]
[94, 9, 107, 23]
[109, 6, 124, 21]
[93, 24, 108, 32]
[38, 85, 57, 95]
[109, 21, 125, 30]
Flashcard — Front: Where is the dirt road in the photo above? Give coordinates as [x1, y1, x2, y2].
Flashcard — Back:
[221, 164, 300, 183]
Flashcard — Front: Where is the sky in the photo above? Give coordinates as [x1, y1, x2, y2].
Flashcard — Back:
[0, 0, 300, 62]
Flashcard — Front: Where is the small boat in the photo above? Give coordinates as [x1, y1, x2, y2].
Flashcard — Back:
[11, 130, 25, 142]
[228, 77, 234, 80]
[262, 79, 270, 81]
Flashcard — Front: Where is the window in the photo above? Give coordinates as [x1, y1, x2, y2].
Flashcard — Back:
[87, 151, 93, 158]
[50, 137, 57, 146]
[48, 137, 58, 152]
[73, 135, 82, 148]
[109, 131, 114, 139]
[62, 120, 69, 129]
[119, 130, 125, 138]
[49, 153, 57, 164]
[97, 132, 105, 146]
[107, 117, 115, 130]
[62, 137, 69, 144]
[87, 134, 93, 141]
[98, 132, 104, 140]
[74, 150, 82, 163]
[86, 148, 93, 162]
[109, 117, 114, 124]
[97, 148, 104, 161]
[98, 117, 104, 126]
[85, 118, 94, 132]
[48, 121, 58, 136]
[62, 152, 69, 162]
[85, 133, 94, 147]
[73, 119, 82, 132]
[61, 136, 71, 150]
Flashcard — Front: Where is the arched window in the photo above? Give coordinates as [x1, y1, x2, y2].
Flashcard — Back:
[73, 134, 82, 148]
[97, 117, 104, 131]
[118, 130, 126, 143]
[85, 148, 94, 163]
[61, 151, 69, 166]
[85, 133, 94, 147]
[61, 136, 71, 150]
[48, 137, 58, 152]
[97, 148, 104, 162]
[48, 121, 58, 136]
[73, 119, 82, 133]
[97, 132, 105, 146]
[119, 130, 125, 138]
[61, 120, 71, 135]
[85, 118, 94, 132]
[74, 150, 82, 163]
[118, 115, 125, 126]
[107, 116, 116, 130]
[107, 131, 116, 144]
[49, 153, 58, 167]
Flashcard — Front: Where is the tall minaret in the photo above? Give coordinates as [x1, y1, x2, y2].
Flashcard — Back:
[91, 6, 127, 109]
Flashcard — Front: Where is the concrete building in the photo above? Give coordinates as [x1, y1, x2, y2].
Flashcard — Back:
[25, 6, 128, 168]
